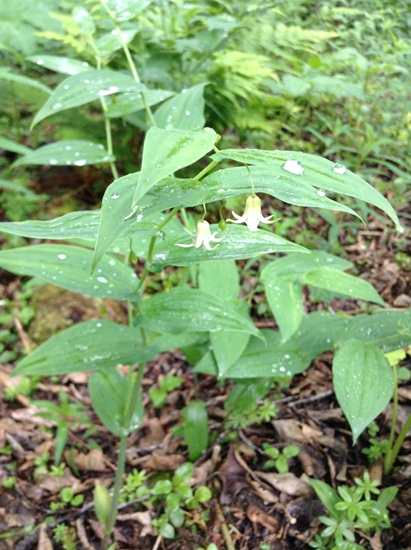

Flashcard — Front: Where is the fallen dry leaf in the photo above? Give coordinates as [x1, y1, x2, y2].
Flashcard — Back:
[217, 446, 250, 505]
[144, 451, 185, 471]
[257, 472, 313, 498]
[37, 523, 53, 550]
[117, 510, 153, 537]
[65, 448, 106, 472]
[246, 502, 280, 532]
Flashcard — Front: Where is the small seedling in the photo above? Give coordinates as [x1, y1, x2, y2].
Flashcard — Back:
[33, 452, 65, 479]
[310, 472, 398, 549]
[149, 375, 183, 409]
[262, 443, 300, 473]
[53, 523, 77, 550]
[2, 476, 16, 490]
[50, 487, 84, 511]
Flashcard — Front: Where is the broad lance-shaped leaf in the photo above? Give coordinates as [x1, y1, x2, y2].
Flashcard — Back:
[0, 210, 173, 254]
[203, 166, 361, 219]
[31, 70, 144, 127]
[0, 211, 101, 241]
[301, 267, 386, 306]
[212, 149, 402, 232]
[0, 137, 31, 155]
[261, 251, 353, 280]
[0, 68, 51, 94]
[132, 127, 218, 206]
[89, 369, 143, 437]
[106, 88, 175, 118]
[261, 252, 384, 340]
[195, 310, 411, 379]
[136, 287, 261, 337]
[333, 339, 394, 442]
[14, 140, 114, 167]
[103, 0, 154, 21]
[195, 329, 312, 378]
[264, 279, 304, 342]
[199, 261, 248, 376]
[154, 83, 207, 130]
[28, 55, 92, 75]
[0, 244, 138, 300]
[149, 224, 309, 271]
[13, 320, 203, 377]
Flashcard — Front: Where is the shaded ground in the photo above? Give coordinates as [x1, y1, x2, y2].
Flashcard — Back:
[0, 177, 410, 549]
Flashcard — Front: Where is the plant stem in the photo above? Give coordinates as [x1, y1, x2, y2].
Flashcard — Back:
[193, 159, 220, 181]
[102, 363, 145, 548]
[135, 207, 179, 293]
[384, 364, 411, 474]
[384, 366, 399, 474]
[102, 102, 119, 180]
[386, 413, 411, 474]
[116, 26, 157, 128]
[102, 433, 128, 549]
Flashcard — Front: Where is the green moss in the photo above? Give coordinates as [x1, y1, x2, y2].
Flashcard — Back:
[28, 284, 127, 343]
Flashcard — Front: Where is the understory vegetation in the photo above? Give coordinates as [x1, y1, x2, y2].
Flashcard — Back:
[0, 1, 410, 549]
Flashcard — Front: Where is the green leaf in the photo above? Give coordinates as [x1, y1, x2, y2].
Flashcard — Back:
[72, 6, 95, 35]
[94, 483, 112, 527]
[28, 55, 92, 75]
[154, 83, 207, 130]
[302, 268, 386, 306]
[225, 379, 273, 415]
[103, 0, 154, 22]
[0, 67, 51, 94]
[195, 329, 311, 378]
[13, 319, 202, 377]
[199, 262, 248, 376]
[333, 339, 394, 443]
[105, 88, 175, 118]
[173, 463, 194, 485]
[0, 211, 101, 241]
[203, 166, 361, 219]
[89, 369, 143, 436]
[0, 244, 138, 300]
[137, 287, 261, 337]
[14, 140, 114, 167]
[31, 70, 142, 127]
[132, 127, 218, 205]
[182, 401, 208, 461]
[96, 29, 137, 57]
[261, 251, 353, 280]
[263, 279, 304, 341]
[212, 149, 402, 232]
[309, 479, 344, 520]
[149, 224, 309, 270]
[0, 137, 31, 155]
[199, 259, 239, 300]
[210, 329, 250, 377]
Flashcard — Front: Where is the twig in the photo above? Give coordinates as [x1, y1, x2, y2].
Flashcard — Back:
[216, 503, 235, 550]
[152, 534, 162, 550]
[288, 389, 334, 408]
[13, 315, 33, 354]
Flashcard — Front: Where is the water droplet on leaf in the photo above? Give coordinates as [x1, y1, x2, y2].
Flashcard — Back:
[282, 159, 304, 175]
[333, 163, 347, 175]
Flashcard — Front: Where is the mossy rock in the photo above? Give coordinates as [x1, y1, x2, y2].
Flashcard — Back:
[28, 284, 127, 343]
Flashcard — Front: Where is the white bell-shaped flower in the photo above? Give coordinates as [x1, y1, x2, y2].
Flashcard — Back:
[227, 194, 275, 232]
[176, 220, 223, 251]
